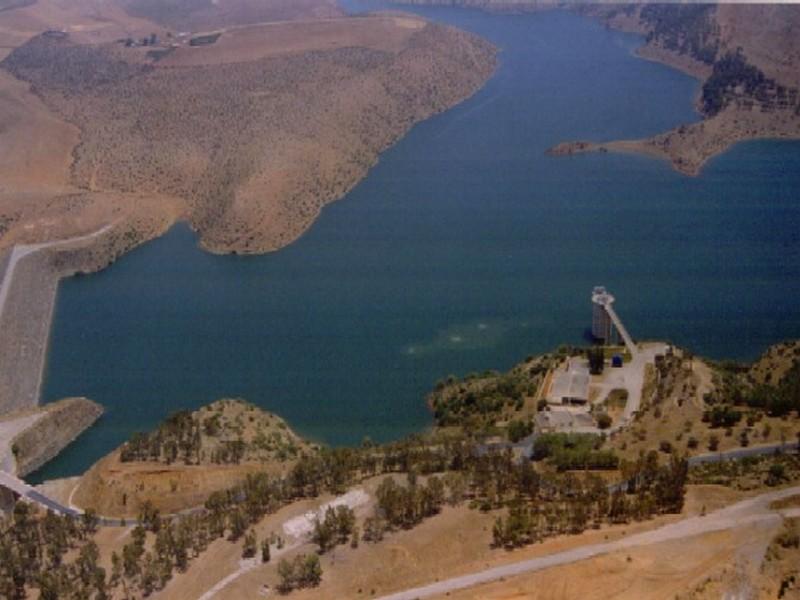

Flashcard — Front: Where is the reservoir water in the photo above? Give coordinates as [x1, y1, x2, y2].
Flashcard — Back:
[34, 5, 800, 481]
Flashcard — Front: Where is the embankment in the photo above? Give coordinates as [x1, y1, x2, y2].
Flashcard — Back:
[0, 218, 172, 417]
[0, 249, 60, 414]
[10, 397, 103, 477]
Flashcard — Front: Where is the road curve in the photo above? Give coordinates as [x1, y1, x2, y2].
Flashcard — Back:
[374, 485, 800, 600]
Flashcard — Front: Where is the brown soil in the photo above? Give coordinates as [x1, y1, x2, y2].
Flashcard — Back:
[758, 518, 800, 599]
[73, 455, 269, 518]
[770, 495, 800, 511]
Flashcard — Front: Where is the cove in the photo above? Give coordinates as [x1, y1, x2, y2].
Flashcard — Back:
[34, 6, 800, 481]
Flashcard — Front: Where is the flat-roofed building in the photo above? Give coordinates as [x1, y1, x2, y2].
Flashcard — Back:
[547, 357, 590, 405]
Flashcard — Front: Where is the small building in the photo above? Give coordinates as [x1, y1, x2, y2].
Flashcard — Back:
[547, 358, 590, 405]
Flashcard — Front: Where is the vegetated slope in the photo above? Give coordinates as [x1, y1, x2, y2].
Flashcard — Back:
[74, 399, 315, 517]
[556, 3, 800, 175]
[1, 17, 496, 253]
[119, 0, 343, 31]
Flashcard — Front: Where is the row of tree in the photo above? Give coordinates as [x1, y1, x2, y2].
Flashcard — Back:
[493, 454, 688, 549]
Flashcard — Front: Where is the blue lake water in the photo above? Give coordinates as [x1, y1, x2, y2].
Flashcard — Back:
[33, 5, 800, 481]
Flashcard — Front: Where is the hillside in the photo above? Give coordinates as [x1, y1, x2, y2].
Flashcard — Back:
[73, 399, 316, 517]
[0, 14, 496, 255]
[393, 1, 800, 175]
[5, 341, 797, 599]
[119, 0, 343, 31]
[556, 3, 800, 175]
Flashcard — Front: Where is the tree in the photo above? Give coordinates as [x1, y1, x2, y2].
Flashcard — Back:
[242, 530, 256, 559]
[261, 539, 271, 563]
[139, 501, 161, 533]
[596, 413, 612, 430]
[298, 554, 322, 588]
[277, 554, 322, 593]
[588, 347, 605, 375]
[277, 558, 296, 594]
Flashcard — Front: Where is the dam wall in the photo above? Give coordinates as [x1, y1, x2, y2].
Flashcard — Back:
[0, 250, 60, 414]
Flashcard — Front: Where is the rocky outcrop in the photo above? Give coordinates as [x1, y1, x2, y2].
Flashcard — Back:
[11, 397, 103, 477]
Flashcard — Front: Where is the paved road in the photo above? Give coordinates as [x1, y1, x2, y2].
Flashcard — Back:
[0, 470, 81, 517]
[374, 485, 800, 600]
[688, 441, 800, 466]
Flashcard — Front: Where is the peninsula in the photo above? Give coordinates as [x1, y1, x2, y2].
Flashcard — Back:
[555, 3, 800, 175]
[394, 0, 800, 175]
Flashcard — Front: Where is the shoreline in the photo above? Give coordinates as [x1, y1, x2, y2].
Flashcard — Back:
[0, 224, 117, 415]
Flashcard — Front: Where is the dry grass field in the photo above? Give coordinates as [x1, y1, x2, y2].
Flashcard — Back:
[609, 353, 798, 463]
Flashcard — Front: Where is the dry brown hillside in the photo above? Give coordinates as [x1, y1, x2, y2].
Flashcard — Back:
[119, 0, 343, 31]
[715, 4, 800, 89]
[1, 16, 496, 253]
[565, 3, 800, 175]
